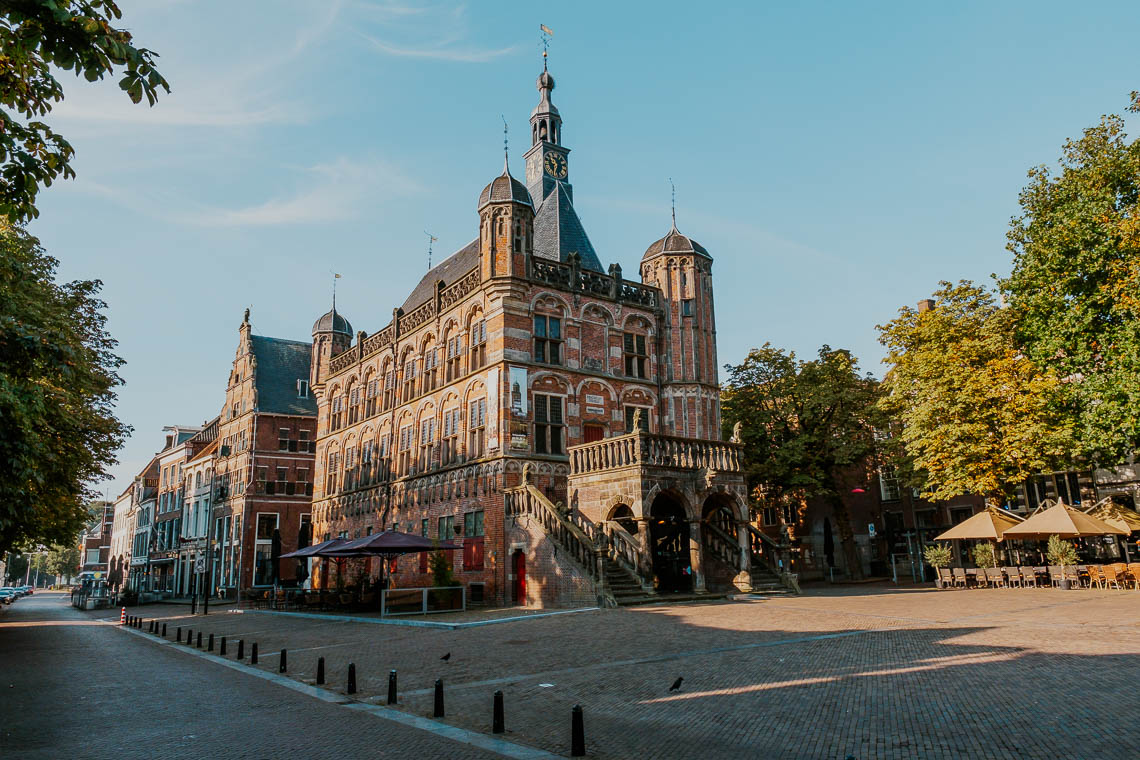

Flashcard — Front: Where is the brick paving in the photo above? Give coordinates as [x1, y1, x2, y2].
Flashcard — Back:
[46, 586, 1140, 758]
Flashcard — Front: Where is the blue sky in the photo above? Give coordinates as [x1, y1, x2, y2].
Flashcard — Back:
[31, 1, 1140, 497]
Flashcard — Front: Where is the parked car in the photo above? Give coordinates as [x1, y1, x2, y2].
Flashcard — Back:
[0, 588, 16, 604]
[20, 586, 34, 595]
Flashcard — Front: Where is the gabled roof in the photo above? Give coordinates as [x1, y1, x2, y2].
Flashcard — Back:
[249, 335, 317, 416]
[533, 182, 603, 272]
[186, 437, 219, 464]
[400, 239, 480, 314]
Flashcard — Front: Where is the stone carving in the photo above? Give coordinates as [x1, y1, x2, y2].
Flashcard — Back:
[522, 461, 533, 485]
[730, 421, 743, 444]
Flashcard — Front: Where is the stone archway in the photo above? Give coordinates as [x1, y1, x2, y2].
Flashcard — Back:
[608, 503, 637, 536]
[649, 492, 692, 592]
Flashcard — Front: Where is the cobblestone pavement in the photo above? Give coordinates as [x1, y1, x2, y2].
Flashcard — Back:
[26, 585, 1140, 759]
[0, 593, 505, 760]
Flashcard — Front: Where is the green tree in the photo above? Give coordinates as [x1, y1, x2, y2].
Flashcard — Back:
[0, 224, 129, 555]
[722, 344, 882, 579]
[1, 1, 169, 221]
[46, 542, 80, 580]
[5, 551, 29, 583]
[878, 281, 1067, 508]
[1002, 94, 1140, 465]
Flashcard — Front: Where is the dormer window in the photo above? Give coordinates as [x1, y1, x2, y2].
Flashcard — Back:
[297, 379, 310, 398]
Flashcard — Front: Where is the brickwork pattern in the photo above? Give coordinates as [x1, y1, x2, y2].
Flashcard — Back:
[95, 585, 1140, 759]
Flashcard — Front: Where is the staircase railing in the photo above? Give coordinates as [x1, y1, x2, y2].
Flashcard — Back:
[746, 524, 798, 591]
[601, 520, 644, 581]
[504, 484, 613, 603]
[702, 519, 742, 570]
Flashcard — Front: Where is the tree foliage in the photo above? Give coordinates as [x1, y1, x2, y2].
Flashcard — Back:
[722, 344, 882, 578]
[1002, 97, 1140, 465]
[878, 282, 1068, 507]
[0, 224, 129, 554]
[0, 1, 169, 221]
[5, 551, 29, 582]
[46, 541, 79, 579]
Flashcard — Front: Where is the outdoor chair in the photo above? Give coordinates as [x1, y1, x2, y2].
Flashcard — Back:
[1047, 566, 1064, 588]
[1101, 565, 1123, 590]
[1064, 565, 1082, 587]
[1018, 567, 1038, 588]
[1085, 565, 1103, 590]
[938, 568, 954, 588]
[984, 567, 1007, 588]
[1003, 567, 1023, 588]
[1128, 564, 1140, 589]
[951, 567, 969, 588]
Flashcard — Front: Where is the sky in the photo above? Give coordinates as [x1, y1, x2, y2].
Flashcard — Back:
[30, 0, 1140, 498]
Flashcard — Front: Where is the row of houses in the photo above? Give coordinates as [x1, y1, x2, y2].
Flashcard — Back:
[104, 314, 319, 600]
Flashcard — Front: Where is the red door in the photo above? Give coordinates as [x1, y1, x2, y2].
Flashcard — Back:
[512, 550, 526, 605]
[584, 424, 605, 443]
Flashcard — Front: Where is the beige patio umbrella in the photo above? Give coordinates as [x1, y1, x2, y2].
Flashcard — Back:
[933, 506, 1025, 542]
[1002, 501, 1128, 539]
[1083, 501, 1140, 533]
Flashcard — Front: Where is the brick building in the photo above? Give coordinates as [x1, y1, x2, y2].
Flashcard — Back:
[78, 500, 114, 577]
[207, 310, 317, 598]
[309, 63, 786, 607]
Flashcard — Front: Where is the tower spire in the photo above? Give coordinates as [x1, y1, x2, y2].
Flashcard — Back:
[502, 114, 509, 173]
[670, 178, 677, 229]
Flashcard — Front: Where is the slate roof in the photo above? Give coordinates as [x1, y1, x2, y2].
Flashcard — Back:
[642, 225, 711, 262]
[250, 335, 317, 416]
[400, 238, 480, 314]
[312, 308, 352, 336]
[478, 171, 532, 210]
[533, 182, 604, 272]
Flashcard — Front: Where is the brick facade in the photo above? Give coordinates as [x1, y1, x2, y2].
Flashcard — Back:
[309, 63, 752, 607]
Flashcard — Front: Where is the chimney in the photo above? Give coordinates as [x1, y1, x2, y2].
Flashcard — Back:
[917, 299, 935, 313]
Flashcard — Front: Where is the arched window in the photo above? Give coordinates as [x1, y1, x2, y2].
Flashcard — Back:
[325, 450, 340, 494]
[421, 338, 438, 394]
[533, 307, 563, 366]
[381, 358, 395, 411]
[348, 382, 361, 425]
[468, 312, 487, 371]
[195, 472, 202, 488]
[444, 325, 463, 382]
[401, 348, 417, 402]
[365, 370, 379, 416]
[330, 392, 344, 431]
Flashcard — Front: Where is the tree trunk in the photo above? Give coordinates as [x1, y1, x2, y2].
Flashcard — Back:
[828, 493, 863, 580]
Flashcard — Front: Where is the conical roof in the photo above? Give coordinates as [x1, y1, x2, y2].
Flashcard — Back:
[478, 169, 532, 210]
[642, 224, 710, 262]
[312, 308, 352, 336]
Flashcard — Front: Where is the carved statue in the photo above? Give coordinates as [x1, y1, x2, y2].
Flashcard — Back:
[522, 461, 533, 486]
[243, 307, 250, 324]
[730, 421, 743, 444]
[632, 408, 643, 433]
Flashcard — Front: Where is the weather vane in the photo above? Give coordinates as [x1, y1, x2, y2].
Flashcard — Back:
[330, 271, 341, 310]
[540, 24, 553, 69]
[502, 114, 509, 168]
[425, 231, 437, 270]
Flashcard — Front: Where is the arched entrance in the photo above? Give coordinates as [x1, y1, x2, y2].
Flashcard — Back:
[649, 493, 692, 592]
[608, 504, 637, 536]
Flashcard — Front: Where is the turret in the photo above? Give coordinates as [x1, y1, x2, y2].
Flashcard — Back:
[310, 304, 352, 389]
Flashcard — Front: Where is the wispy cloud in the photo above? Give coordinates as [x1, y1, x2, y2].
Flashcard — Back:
[183, 157, 422, 227]
[354, 1, 516, 63]
[359, 32, 518, 62]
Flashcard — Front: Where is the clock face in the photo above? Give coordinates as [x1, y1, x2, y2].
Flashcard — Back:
[544, 152, 567, 179]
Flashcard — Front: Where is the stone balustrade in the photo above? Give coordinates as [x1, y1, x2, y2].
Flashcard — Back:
[568, 430, 742, 477]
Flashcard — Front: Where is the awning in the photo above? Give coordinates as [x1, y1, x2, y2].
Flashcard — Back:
[933, 507, 1025, 543]
[1003, 501, 1128, 539]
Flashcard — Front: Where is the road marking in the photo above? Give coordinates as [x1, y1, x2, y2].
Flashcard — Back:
[236, 606, 599, 630]
[112, 623, 558, 759]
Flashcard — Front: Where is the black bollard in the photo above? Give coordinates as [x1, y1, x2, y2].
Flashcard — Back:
[279, 648, 287, 673]
[251, 643, 259, 665]
[237, 639, 244, 660]
[185, 628, 192, 645]
[196, 631, 202, 648]
[493, 690, 504, 734]
[220, 636, 227, 656]
[162, 623, 167, 637]
[316, 656, 325, 685]
[138, 618, 143, 629]
[433, 679, 444, 718]
[149, 620, 154, 633]
[347, 663, 357, 694]
[571, 704, 585, 757]
[208, 633, 214, 651]
[176, 626, 182, 643]
[387, 670, 397, 705]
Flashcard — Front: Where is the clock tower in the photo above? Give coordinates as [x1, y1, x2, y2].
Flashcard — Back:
[523, 64, 571, 206]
